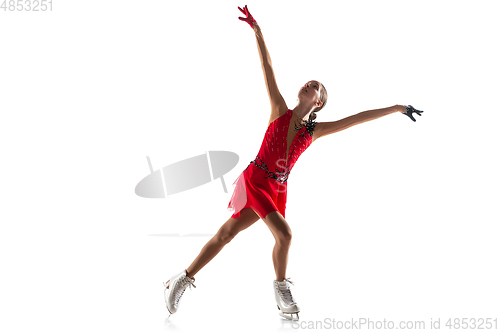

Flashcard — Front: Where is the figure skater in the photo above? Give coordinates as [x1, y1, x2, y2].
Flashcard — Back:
[163, 5, 424, 321]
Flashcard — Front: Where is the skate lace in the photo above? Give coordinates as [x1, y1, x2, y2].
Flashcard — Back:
[173, 276, 196, 306]
[278, 277, 296, 305]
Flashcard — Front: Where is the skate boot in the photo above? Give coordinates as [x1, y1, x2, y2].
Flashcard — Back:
[273, 277, 300, 321]
[163, 269, 196, 317]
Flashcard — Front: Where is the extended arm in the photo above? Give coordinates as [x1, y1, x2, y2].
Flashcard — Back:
[313, 105, 404, 141]
[252, 23, 288, 118]
[238, 6, 287, 117]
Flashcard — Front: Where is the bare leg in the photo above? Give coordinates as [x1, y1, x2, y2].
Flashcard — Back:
[261, 211, 292, 281]
[184, 208, 260, 279]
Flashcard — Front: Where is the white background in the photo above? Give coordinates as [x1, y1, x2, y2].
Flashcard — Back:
[1, 0, 499, 332]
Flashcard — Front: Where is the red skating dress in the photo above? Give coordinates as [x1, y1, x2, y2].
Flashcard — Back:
[227, 109, 317, 220]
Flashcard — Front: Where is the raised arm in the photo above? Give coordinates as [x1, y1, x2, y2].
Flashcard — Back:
[253, 23, 288, 119]
[238, 6, 287, 120]
[312, 105, 406, 142]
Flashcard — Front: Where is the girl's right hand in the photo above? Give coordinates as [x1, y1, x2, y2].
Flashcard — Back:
[238, 5, 257, 29]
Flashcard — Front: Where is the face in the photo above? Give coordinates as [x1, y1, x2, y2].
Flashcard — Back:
[298, 80, 322, 107]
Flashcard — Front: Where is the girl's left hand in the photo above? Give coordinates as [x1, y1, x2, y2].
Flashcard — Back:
[401, 105, 424, 122]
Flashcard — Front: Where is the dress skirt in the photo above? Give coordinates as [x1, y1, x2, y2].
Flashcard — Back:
[227, 162, 287, 220]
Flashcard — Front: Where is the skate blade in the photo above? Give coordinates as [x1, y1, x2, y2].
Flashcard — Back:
[277, 306, 299, 321]
[279, 312, 299, 321]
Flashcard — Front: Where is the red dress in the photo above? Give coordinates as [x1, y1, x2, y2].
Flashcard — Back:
[227, 109, 317, 220]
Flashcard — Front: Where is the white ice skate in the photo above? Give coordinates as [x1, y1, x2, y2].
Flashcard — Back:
[163, 269, 196, 317]
[273, 277, 300, 321]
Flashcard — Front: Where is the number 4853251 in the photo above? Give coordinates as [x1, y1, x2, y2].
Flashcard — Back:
[446, 318, 497, 330]
[1, 0, 53, 11]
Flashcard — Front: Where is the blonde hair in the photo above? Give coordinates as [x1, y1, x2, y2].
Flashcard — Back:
[309, 82, 328, 121]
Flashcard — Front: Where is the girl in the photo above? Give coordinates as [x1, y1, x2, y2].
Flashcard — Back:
[163, 5, 423, 321]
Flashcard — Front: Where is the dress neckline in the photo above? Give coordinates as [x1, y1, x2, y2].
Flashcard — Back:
[285, 110, 307, 166]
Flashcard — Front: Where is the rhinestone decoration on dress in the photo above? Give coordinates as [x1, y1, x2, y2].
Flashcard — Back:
[227, 109, 316, 219]
[245, 110, 317, 184]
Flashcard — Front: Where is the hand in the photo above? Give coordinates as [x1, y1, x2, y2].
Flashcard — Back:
[238, 5, 257, 29]
[402, 105, 424, 122]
